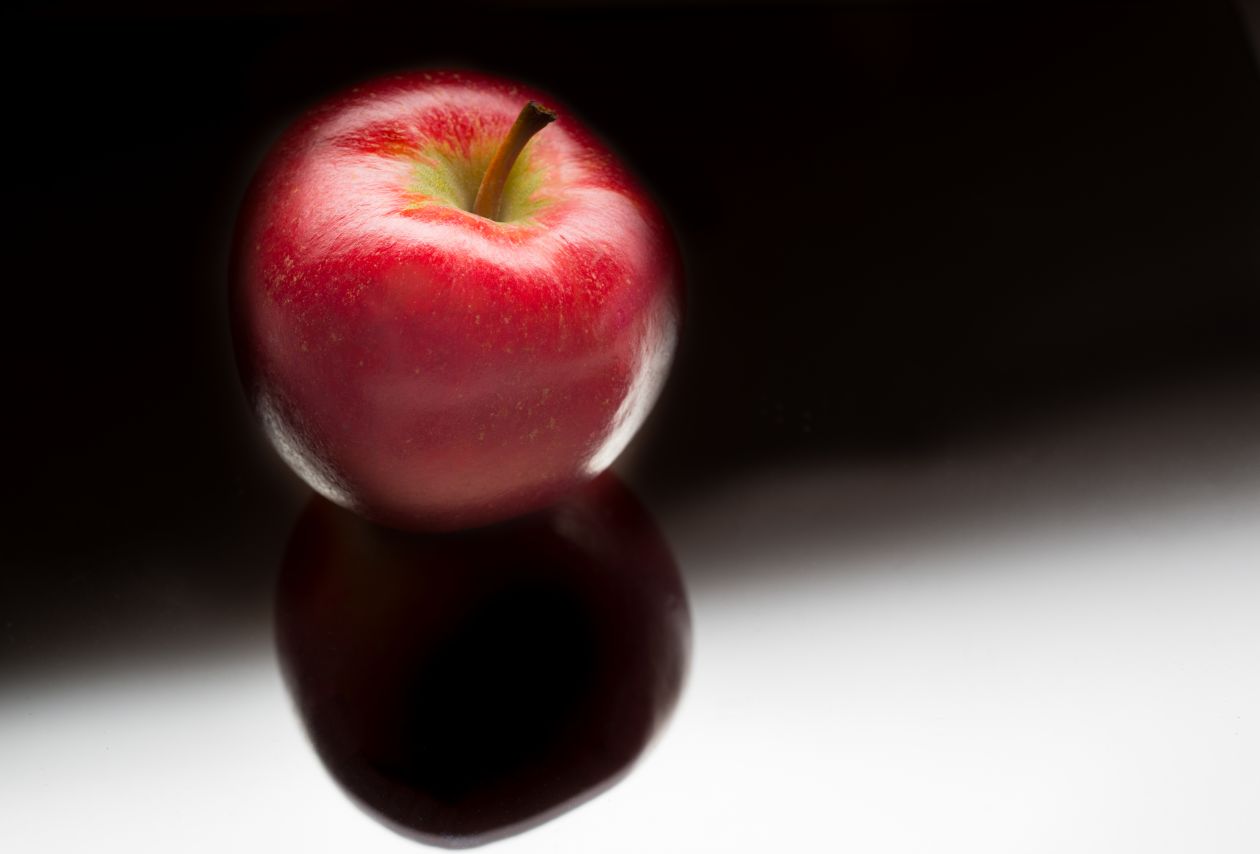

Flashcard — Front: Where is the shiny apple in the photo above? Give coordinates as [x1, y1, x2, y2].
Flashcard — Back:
[232, 71, 683, 530]
[275, 474, 690, 847]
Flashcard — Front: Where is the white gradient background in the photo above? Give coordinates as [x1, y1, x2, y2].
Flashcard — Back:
[3, 381, 1259, 853]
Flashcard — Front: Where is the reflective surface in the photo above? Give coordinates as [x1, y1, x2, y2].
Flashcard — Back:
[6, 5, 1260, 853]
[274, 475, 690, 848]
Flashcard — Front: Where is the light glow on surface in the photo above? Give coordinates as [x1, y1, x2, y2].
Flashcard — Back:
[4, 385, 1260, 853]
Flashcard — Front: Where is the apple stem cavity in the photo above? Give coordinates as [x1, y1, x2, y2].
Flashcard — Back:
[472, 101, 556, 221]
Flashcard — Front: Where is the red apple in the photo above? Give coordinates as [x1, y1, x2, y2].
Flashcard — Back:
[275, 474, 690, 847]
[231, 70, 683, 530]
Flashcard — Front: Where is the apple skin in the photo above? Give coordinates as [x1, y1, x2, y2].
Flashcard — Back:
[274, 473, 690, 848]
[232, 70, 683, 531]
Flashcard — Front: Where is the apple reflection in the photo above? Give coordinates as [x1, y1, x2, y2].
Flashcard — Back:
[274, 473, 690, 848]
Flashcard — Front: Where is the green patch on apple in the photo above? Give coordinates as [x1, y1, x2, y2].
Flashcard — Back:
[406, 138, 549, 223]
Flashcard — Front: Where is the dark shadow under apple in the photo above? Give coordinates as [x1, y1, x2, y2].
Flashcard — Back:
[274, 474, 690, 848]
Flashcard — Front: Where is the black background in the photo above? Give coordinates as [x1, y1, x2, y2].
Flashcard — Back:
[5, 2, 1260, 678]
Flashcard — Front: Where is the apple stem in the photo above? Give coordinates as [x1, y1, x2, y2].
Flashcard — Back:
[472, 101, 556, 221]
